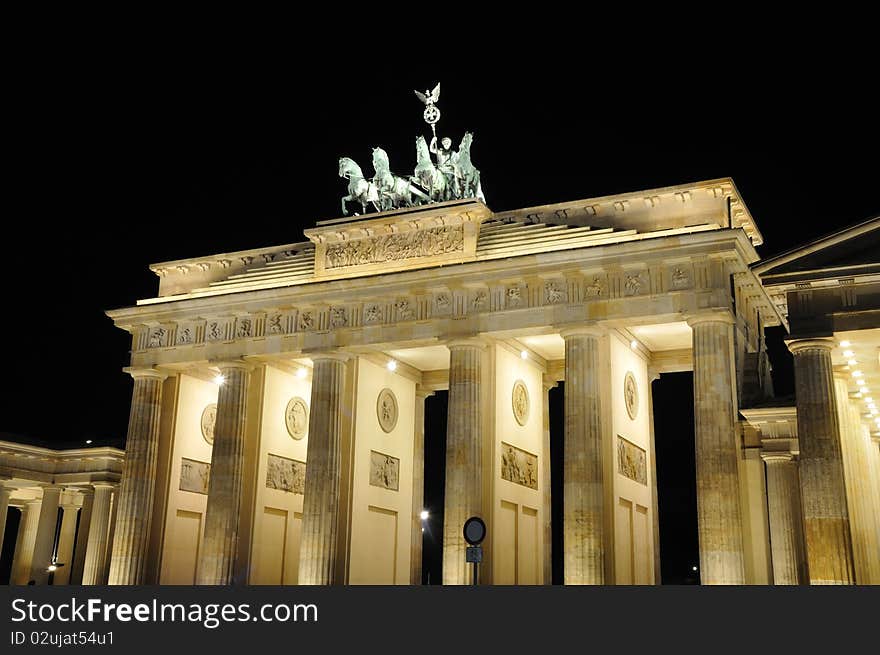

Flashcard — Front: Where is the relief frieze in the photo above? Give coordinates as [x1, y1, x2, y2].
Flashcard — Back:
[324, 225, 464, 270]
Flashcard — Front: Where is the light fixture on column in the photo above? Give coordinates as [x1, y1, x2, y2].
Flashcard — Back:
[213, 374, 226, 386]
[520, 350, 528, 360]
[852, 370, 864, 378]
[840, 340, 851, 348]
[387, 359, 397, 372]
[630, 340, 638, 350]
[420, 509, 429, 521]
[848, 359, 858, 366]
[296, 367, 308, 379]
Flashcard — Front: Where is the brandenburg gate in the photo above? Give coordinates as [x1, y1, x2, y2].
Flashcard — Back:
[102, 176, 783, 586]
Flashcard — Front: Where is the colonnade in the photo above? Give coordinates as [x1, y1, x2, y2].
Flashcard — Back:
[86, 317, 879, 586]
[2, 483, 117, 585]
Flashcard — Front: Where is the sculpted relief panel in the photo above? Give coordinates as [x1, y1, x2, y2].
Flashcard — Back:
[376, 388, 399, 433]
[266, 453, 306, 494]
[501, 442, 538, 490]
[285, 397, 309, 440]
[617, 436, 647, 485]
[324, 225, 464, 269]
[369, 451, 400, 491]
[511, 380, 529, 426]
[201, 404, 217, 445]
[180, 458, 210, 494]
[624, 371, 639, 420]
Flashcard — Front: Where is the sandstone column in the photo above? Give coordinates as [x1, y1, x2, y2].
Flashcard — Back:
[103, 491, 118, 584]
[561, 327, 605, 585]
[0, 487, 11, 551]
[53, 499, 80, 585]
[30, 486, 62, 584]
[647, 372, 662, 585]
[410, 387, 432, 585]
[69, 488, 94, 584]
[761, 453, 807, 585]
[443, 340, 485, 585]
[788, 339, 854, 584]
[12, 500, 41, 584]
[108, 368, 167, 585]
[299, 355, 350, 585]
[82, 484, 114, 585]
[833, 374, 872, 583]
[197, 362, 250, 585]
[542, 377, 557, 585]
[841, 393, 880, 583]
[689, 314, 745, 585]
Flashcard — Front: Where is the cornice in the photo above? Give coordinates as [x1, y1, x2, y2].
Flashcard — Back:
[109, 228, 755, 327]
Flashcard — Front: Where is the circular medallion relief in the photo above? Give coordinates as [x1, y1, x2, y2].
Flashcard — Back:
[285, 396, 309, 440]
[512, 379, 529, 426]
[200, 403, 217, 445]
[624, 371, 639, 420]
[377, 388, 398, 433]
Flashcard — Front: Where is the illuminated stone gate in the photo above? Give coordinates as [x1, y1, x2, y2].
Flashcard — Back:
[94, 177, 796, 586]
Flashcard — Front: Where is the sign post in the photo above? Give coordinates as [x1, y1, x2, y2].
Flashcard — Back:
[463, 516, 487, 586]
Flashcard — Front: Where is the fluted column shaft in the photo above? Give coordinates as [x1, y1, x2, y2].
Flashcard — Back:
[689, 315, 745, 584]
[562, 328, 605, 585]
[0, 487, 11, 552]
[839, 384, 880, 583]
[197, 363, 250, 585]
[542, 378, 556, 585]
[82, 484, 114, 585]
[30, 486, 62, 584]
[12, 500, 41, 584]
[443, 341, 484, 585]
[103, 492, 118, 584]
[298, 355, 349, 585]
[70, 489, 93, 584]
[53, 502, 80, 585]
[833, 375, 871, 583]
[789, 339, 854, 584]
[762, 455, 807, 584]
[108, 369, 166, 585]
[410, 388, 431, 585]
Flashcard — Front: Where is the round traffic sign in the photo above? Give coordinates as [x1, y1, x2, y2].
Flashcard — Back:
[463, 516, 486, 545]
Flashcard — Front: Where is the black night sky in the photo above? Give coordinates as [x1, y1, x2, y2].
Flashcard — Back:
[3, 45, 877, 585]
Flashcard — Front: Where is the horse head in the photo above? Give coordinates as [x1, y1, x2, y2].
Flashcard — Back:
[415, 135, 430, 163]
[460, 132, 474, 152]
[339, 157, 362, 179]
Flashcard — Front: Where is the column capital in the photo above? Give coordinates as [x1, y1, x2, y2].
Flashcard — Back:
[761, 451, 794, 464]
[559, 325, 604, 340]
[446, 337, 490, 350]
[308, 352, 354, 363]
[123, 367, 168, 381]
[542, 375, 559, 392]
[414, 386, 435, 400]
[786, 337, 836, 355]
[685, 310, 735, 327]
[209, 359, 254, 372]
